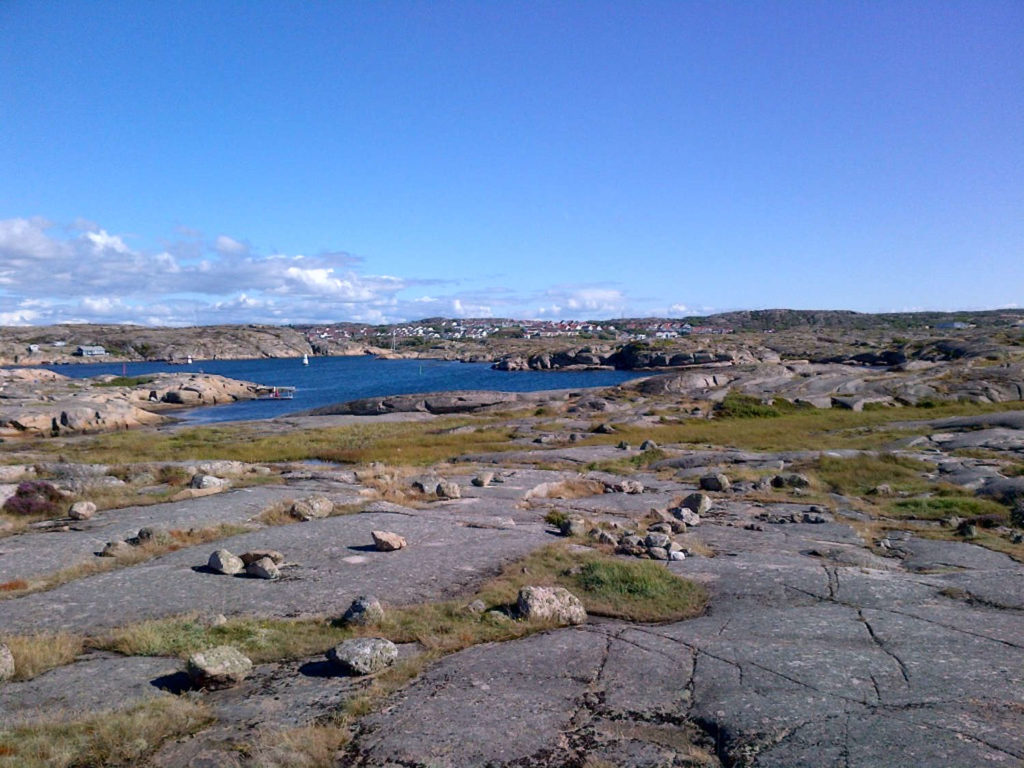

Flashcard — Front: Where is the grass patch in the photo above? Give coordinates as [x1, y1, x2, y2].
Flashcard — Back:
[48, 417, 520, 466]
[582, 401, 1024, 453]
[0, 697, 212, 767]
[811, 453, 934, 496]
[714, 391, 808, 419]
[475, 543, 708, 623]
[887, 495, 1009, 522]
[94, 375, 157, 388]
[0, 632, 84, 681]
[248, 721, 352, 767]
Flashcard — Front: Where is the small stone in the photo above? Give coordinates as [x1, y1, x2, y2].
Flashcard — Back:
[244, 556, 280, 580]
[616, 440, 631, 450]
[341, 595, 385, 626]
[327, 637, 398, 675]
[412, 477, 441, 495]
[870, 484, 894, 497]
[639, 440, 658, 451]
[771, 473, 810, 489]
[466, 599, 487, 614]
[613, 479, 644, 494]
[186, 646, 252, 689]
[648, 546, 669, 560]
[699, 473, 731, 492]
[588, 528, 618, 546]
[517, 586, 587, 625]
[646, 507, 672, 523]
[208, 549, 244, 575]
[290, 495, 333, 521]
[802, 512, 827, 524]
[668, 519, 688, 534]
[68, 500, 96, 520]
[372, 530, 407, 551]
[99, 540, 132, 557]
[670, 550, 686, 561]
[189, 474, 230, 490]
[593, 423, 616, 434]
[647, 522, 673, 534]
[239, 549, 285, 565]
[0, 643, 14, 682]
[644, 532, 671, 549]
[471, 472, 494, 488]
[559, 517, 586, 537]
[680, 492, 712, 516]
[673, 506, 702, 527]
[437, 479, 461, 499]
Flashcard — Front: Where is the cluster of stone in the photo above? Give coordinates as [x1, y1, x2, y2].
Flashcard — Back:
[412, 477, 461, 499]
[207, 548, 286, 579]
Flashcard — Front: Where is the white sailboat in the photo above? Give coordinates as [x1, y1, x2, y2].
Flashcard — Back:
[302, 353, 309, 366]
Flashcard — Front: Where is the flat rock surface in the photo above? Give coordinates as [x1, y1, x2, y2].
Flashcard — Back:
[0, 652, 177, 724]
[0, 484, 319, 583]
[346, 515, 1024, 768]
[0, 507, 549, 633]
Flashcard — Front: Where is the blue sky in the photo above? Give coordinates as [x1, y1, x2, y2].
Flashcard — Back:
[1, 1, 1021, 326]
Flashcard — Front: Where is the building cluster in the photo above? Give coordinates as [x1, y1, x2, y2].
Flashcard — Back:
[300, 317, 734, 345]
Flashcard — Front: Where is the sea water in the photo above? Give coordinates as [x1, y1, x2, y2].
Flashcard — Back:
[40, 355, 646, 424]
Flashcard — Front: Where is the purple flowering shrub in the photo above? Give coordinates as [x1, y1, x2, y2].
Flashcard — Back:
[2, 480, 63, 517]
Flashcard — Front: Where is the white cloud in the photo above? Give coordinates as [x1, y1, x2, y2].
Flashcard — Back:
[535, 286, 628, 319]
[214, 235, 248, 255]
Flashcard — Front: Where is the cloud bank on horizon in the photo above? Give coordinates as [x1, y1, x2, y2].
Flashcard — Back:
[0, 217, 672, 327]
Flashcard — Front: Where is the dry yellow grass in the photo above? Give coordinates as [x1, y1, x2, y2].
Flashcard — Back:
[0, 632, 84, 681]
[0, 697, 212, 767]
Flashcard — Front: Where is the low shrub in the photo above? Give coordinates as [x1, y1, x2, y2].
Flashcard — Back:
[2, 481, 63, 517]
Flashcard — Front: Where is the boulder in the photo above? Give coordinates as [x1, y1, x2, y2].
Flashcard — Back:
[239, 549, 285, 565]
[471, 472, 494, 488]
[341, 595, 385, 626]
[327, 637, 398, 676]
[772, 473, 811, 489]
[99, 540, 132, 558]
[673, 507, 702, 527]
[372, 530, 407, 552]
[680, 492, 713, 515]
[644, 532, 672, 550]
[208, 549, 244, 575]
[437, 479, 461, 499]
[699, 473, 731, 492]
[648, 546, 669, 561]
[639, 440, 659, 451]
[559, 517, 587, 537]
[186, 646, 252, 689]
[245, 556, 280, 580]
[0, 643, 14, 682]
[0, 465, 34, 483]
[290, 495, 333, 521]
[68, 500, 97, 520]
[588, 528, 618, 546]
[412, 477, 441, 495]
[189, 474, 230, 490]
[516, 586, 587, 625]
[611, 479, 644, 494]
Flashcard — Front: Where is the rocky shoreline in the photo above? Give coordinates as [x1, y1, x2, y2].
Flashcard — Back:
[0, 369, 268, 437]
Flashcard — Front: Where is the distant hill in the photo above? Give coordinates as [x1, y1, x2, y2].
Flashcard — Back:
[665, 309, 1024, 332]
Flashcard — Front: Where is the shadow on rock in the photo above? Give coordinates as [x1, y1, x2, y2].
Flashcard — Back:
[298, 660, 341, 678]
[151, 670, 194, 694]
